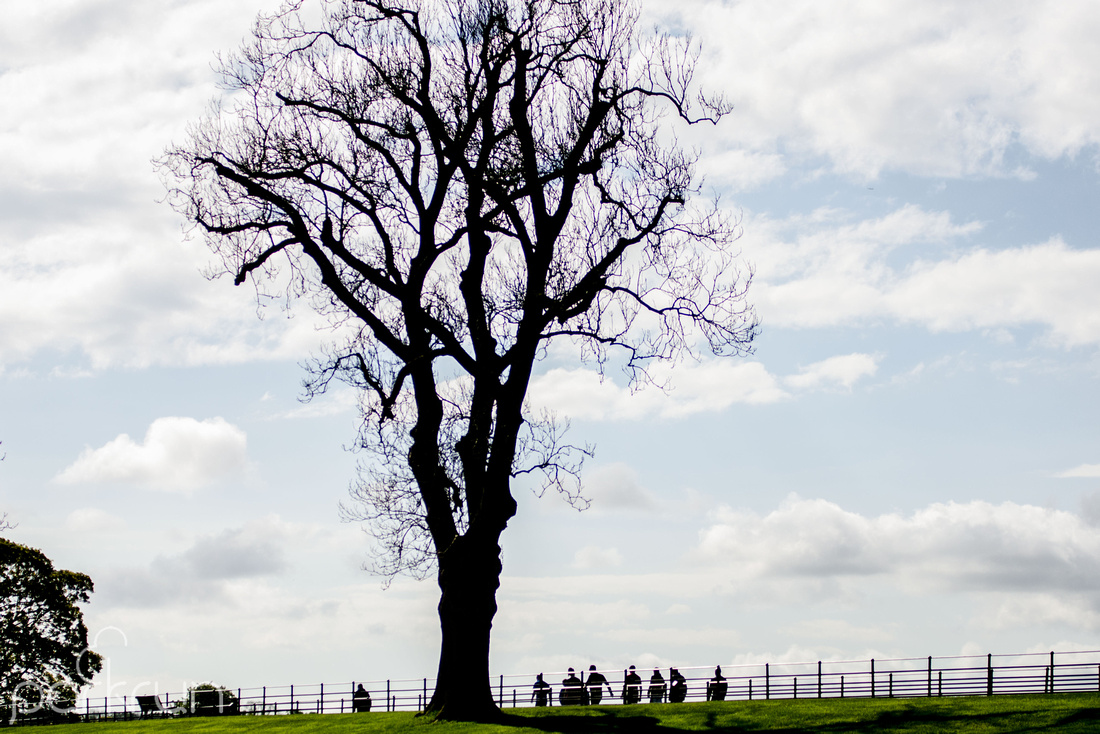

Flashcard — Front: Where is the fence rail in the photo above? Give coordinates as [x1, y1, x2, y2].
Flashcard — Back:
[31, 649, 1100, 723]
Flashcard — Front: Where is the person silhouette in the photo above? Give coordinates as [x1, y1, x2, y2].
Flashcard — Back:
[706, 665, 728, 701]
[622, 665, 642, 704]
[584, 665, 613, 705]
[560, 667, 584, 706]
[531, 673, 552, 707]
[648, 668, 666, 703]
[352, 684, 371, 713]
[669, 667, 687, 703]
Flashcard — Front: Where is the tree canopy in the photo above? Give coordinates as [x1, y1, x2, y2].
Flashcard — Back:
[164, 0, 756, 719]
[0, 538, 102, 722]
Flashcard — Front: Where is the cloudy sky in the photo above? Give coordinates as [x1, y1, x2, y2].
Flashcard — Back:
[3, 0, 1100, 702]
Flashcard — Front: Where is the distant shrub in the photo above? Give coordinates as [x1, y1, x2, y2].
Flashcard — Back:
[176, 683, 238, 716]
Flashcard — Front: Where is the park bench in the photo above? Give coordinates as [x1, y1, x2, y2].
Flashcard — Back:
[136, 695, 169, 718]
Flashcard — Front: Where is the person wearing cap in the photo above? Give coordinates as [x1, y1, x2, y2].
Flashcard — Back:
[560, 667, 584, 705]
[707, 665, 728, 701]
[584, 665, 613, 705]
[622, 665, 642, 705]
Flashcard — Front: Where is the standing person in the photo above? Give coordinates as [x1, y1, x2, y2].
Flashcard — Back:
[669, 668, 687, 703]
[622, 665, 642, 705]
[648, 668, 666, 704]
[560, 668, 584, 706]
[707, 666, 728, 701]
[531, 674, 552, 707]
[584, 665, 613, 705]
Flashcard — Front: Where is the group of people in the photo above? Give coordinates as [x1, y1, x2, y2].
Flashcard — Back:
[532, 665, 729, 706]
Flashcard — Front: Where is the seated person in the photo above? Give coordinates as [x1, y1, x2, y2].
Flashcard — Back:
[352, 684, 371, 713]
[706, 666, 728, 701]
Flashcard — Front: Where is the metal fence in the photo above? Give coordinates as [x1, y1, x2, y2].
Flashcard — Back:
[66, 649, 1100, 721]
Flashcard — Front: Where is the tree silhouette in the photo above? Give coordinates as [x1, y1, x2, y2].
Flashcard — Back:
[163, 0, 755, 719]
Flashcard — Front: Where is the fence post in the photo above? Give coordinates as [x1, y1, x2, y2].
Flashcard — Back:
[499, 674, 503, 708]
[424, 678, 427, 708]
[793, 677, 797, 699]
[817, 661, 822, 698]
[320, 683, 324, 714]
[927, 656, 932, 697]
[765, 664, 770, 700]
[263, 686, 266, 715]
[748, 679, 752, 700]
[290, 685, 294, 713]
[987, 654, 993, 696]
[840, 676, 844, 698]
[386, 681, 390, 712]
[1050, 651, 1055, 693]
[889, 673, 893, 698]
[870, 658, 875, 698]
[938, 671, 942, 697]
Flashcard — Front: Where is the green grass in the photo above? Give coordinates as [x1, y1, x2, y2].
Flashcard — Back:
[38, 694, 1100, 733]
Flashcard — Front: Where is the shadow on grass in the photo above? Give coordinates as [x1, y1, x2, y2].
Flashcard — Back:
[497, 710, 665, 733]
[1058, 707, 1100, 724]
[495, 701, 1094, 733]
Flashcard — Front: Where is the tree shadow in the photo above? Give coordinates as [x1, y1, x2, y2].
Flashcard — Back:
[498, 710, 667, 733]
[1057, 707, 1100, 725]
[496, 702, 1100, 733]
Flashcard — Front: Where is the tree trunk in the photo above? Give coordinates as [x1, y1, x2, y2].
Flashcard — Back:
[425, 534, 504, 720]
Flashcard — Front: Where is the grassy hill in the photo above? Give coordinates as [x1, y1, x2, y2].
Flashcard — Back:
[35, 694, 1100, 733]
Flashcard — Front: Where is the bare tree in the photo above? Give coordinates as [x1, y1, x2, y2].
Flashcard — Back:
[163, 0, 756, 719]
[0, 443, 11, 533]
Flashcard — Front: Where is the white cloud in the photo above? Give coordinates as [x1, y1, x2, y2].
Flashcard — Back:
[99, 516, 301, 608]
[779, 619, 896, 644]
[785, 353, 880, 391]
[530, 351, 883, 422]
[695, 495, 1100, 595]
[528, 361, 786, 421]
[573, 545, 624, 569]
[661, 0, 1100, 178]
[983, 593, 1100, 632]
[582, 464, 657, 511]
[1056, 464, 1100, 478]
[745, 206, 1100, 345]
[0, 0, 329, 372]
[887, 240, 1100, 345]
[56, 417, 248, 492]
[63, 508, 126, 534]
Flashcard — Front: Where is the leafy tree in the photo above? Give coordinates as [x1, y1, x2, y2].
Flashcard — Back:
[163, 0, 756, 719]
[0, 538, 102, 722]
[177, 683, 239, 716]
